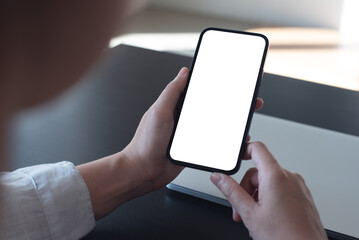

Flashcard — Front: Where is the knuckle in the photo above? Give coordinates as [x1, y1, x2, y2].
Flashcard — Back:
[147, 104, 161, 117]
[141, 109, 150, 122]
[145, 107, 158, 121]
[268, 168, 287, 183]
[150, 107, 161, 119]
[142, 107, 160, 125]
[294, 172, 305, 183]
[166, 80, 177, 91]
[221, 181, 237, 199]
[252, 141, 267, 150]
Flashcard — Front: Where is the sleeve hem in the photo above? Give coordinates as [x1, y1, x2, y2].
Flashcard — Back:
[18, 161, 96, 239]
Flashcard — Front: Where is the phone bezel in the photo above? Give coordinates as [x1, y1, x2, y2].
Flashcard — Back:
[167, 27, 269, 175]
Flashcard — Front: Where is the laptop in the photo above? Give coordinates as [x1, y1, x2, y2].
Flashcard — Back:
[168, 112, 359, 239]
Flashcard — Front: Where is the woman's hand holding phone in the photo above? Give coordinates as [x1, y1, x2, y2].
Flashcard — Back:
[122, 67, 188, 192]
[123, 67, 264, 192]
[79, 67, 264, 219]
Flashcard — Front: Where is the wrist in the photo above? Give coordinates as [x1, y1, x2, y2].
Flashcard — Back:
[77, 151, 152, 219]
[111, 151, 153, 201]
[121, 146, 158, 192]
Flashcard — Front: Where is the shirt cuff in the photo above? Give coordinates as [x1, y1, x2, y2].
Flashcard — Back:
[17, 161, 95, 239]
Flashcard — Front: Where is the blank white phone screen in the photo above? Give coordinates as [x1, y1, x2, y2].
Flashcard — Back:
[170, 30, 266, 171]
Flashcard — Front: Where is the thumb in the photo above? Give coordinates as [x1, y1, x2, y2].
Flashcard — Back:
[155, 67, 188, 110]
[211, 173, 256, 220]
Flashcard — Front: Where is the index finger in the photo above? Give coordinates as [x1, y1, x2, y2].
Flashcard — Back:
[245, 141, 280, 173]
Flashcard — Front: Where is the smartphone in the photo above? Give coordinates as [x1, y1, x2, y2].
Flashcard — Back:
[167, 28, 268, 174]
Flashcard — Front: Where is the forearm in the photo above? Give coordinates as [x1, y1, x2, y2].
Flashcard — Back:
[77, 151, 152, 219]
[77, 68, 189, 220]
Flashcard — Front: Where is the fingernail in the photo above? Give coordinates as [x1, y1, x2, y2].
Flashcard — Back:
[210, 172, 222, 185]
[177, 67, 187, 77]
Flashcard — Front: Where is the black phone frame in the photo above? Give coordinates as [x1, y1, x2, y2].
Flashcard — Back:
[167, 27, 269, 175]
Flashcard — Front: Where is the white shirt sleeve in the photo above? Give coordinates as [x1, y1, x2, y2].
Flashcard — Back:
[0, 161, 95, 240]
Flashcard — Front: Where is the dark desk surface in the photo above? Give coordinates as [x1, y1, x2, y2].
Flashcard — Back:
[9, 45, 359, 240]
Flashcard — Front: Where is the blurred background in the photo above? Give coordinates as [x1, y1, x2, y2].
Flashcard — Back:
[115, 0, 359, 91]
[6, 2, 358, 238]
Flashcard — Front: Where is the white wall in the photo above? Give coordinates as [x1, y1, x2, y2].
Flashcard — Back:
[149, 0, 344, 29]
